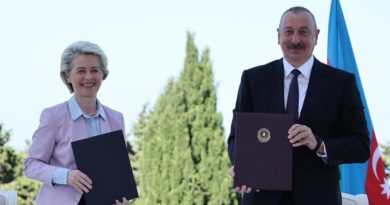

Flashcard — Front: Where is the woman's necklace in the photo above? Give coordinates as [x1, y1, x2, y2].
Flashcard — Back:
[85, 110, 98, 117]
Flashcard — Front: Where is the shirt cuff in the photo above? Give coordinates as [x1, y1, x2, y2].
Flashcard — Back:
[316, 142, 328, 162]
[52, 168, 70, 185]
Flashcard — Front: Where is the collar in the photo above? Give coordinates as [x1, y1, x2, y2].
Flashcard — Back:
[283, 56, 314, 79]
[68, 95, 106, 121]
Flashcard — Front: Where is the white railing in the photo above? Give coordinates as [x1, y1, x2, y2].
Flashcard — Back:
[342, 192, 369, 205]
[0, 189, 17, 205]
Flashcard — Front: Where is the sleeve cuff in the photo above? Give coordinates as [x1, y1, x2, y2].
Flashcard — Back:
[316, 141, 328, 163]
[52, 168, 70, 185]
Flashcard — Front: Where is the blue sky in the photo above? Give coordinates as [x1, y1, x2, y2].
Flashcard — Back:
[1, 0, 389, 151]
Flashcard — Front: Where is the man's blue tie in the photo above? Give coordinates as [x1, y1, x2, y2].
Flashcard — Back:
[286, 69, 301, 121]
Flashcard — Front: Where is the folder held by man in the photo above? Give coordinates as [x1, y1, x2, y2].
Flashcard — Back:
[234, 112, 293, 191]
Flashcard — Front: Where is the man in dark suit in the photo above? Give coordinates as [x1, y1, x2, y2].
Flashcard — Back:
[228, 6, 370, 205]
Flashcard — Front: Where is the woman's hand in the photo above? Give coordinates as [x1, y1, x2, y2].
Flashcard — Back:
[113, 197, 129, 205]
[67, 170, 92, 193]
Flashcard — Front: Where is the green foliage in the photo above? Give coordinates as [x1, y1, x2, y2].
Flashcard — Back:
[0, 146, 23, 183]
[0, 124, 23, 184]
[128, 103, 151, 190]
[1, 175, 41, 205]
[0, 124, 41, 205]
[0, 124, 10, 145]
[380, 143, 390, 169]
[131, 33, 238, 205]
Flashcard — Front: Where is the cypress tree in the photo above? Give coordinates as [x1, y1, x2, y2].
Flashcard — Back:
[133, 33, 237, 205]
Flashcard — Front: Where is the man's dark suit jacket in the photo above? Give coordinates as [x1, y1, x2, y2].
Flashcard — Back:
[228, 58, 370, 205]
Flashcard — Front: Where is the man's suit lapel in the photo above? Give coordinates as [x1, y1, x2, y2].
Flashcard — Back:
[268, 59, 285, 113]
[300, 59, 328, 121]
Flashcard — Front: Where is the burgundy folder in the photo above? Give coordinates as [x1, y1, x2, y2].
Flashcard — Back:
[234, 112, 294, 191]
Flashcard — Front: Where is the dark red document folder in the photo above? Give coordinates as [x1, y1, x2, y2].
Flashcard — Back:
[234, 112, 294, 191]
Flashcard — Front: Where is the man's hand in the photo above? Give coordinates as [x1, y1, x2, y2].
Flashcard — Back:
[67, 170, 92, 193]
[288, 124, 318, 150]
[229, 165, 235, 178]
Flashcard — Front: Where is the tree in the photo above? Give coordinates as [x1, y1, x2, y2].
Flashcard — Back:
[0, 124, 10, 145]
[1, 152, 41, 205]
[132, 33, 237, 204]
[0, 125, 41, 205]
[380, 143, 390, 169]
[1, 174, 41, 205]
[128, 103, 151, 190]
[0, 124, 23, 184]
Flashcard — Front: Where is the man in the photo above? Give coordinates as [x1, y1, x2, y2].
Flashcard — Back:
[228, 6, 370, 205]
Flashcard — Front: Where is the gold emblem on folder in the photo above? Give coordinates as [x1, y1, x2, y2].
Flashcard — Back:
[257, 128, 271, 143]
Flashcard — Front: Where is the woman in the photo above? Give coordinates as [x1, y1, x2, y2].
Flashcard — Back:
[24, 41, 130, 205]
